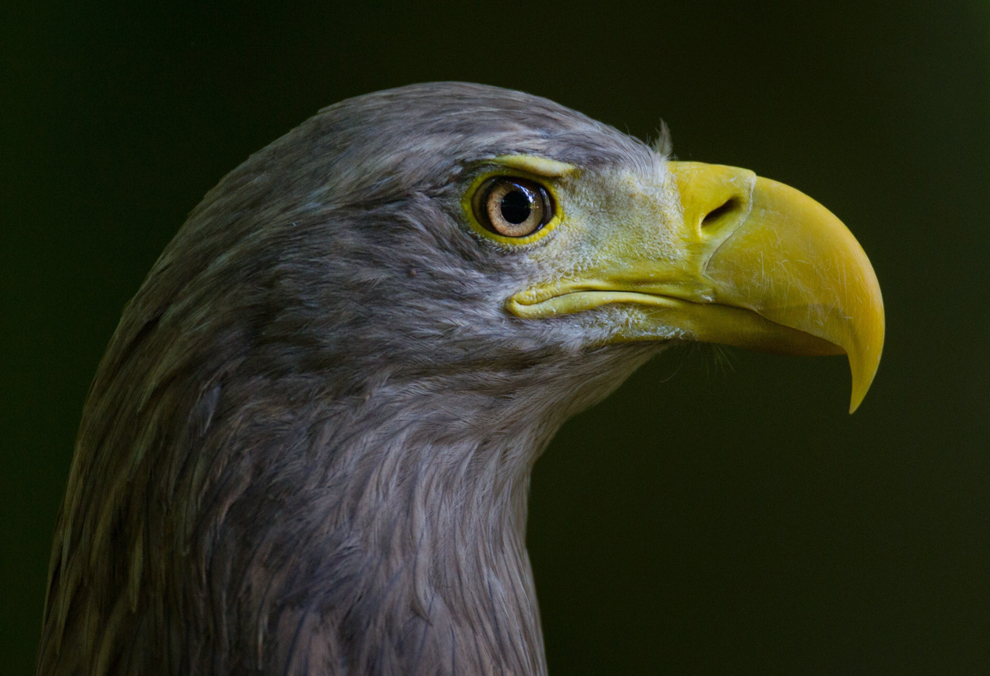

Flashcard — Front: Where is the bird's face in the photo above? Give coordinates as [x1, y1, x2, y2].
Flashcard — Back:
[197, 84, 880, 417]
[445, 151, 882, 412]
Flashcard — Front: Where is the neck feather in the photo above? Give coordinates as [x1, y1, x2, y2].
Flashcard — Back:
[239, 350, 654, 675]
[42, 339, 656, 676]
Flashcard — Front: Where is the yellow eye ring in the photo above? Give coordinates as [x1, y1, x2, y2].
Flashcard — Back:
[462, 171, 563, 246]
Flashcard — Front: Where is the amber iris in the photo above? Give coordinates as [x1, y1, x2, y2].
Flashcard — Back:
[476, 177, 553, 238]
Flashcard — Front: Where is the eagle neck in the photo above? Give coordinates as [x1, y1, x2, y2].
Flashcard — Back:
[239, 345, 656, 675]
[317, 384, 555, 676]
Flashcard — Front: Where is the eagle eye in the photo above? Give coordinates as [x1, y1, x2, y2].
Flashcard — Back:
[475, 177, 554, 238]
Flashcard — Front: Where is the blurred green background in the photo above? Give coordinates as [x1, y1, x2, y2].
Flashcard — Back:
[2, 1, 988, 673]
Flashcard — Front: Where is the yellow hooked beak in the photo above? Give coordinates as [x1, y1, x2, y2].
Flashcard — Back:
[508, 162, 885, 413]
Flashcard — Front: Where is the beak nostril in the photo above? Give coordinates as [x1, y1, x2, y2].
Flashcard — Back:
[702, 197, 740, 228]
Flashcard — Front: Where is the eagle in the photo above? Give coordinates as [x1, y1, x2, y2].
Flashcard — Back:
[37, 82, 883, 676]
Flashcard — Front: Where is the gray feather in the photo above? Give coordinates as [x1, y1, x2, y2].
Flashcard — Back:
[38, 82, 668, 676]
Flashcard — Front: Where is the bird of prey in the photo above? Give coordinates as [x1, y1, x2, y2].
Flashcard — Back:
[37, 82, 883, 676]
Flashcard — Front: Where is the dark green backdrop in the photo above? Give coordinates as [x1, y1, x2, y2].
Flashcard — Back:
[3, 2, 988, 673]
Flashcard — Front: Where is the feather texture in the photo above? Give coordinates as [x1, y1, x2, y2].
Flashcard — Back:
[38, 83, 668, 675]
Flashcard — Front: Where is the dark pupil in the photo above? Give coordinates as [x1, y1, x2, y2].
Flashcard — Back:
[500, 187, 533, 224]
